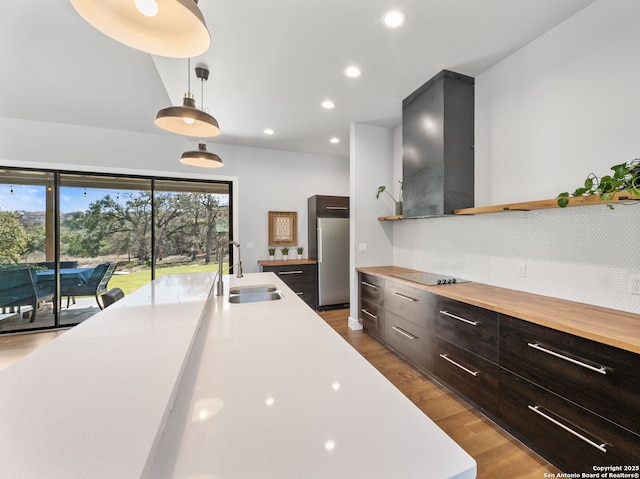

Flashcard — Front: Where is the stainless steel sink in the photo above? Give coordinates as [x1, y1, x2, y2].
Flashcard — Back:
[229, 284, 277, 295]
[228, 291, 283, 303]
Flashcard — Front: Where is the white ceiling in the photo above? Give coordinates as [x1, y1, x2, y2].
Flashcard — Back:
[0, 0, 596, 159]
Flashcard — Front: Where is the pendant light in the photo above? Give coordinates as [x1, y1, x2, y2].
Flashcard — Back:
[69, 0, 210, 58]
[155, 60, 221, 137]
[180, 141, 223, 168]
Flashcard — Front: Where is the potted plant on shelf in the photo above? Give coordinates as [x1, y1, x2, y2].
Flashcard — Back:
[376, 181, 403, 216]
[297, 246, 303, 260]
[268, 247, 275, 261]
[557, 158, 640, 208]
[280, 247, 289, 260]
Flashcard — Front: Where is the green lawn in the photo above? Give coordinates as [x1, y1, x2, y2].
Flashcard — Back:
[108, 263, 225, 295]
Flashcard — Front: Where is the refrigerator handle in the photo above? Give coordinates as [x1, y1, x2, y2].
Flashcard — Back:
[317, 227, 323, 263]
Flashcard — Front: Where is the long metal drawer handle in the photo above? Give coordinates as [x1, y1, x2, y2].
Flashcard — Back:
[296, 292, 304, 296]
[527, 405, 607, 453]
[326, 206, 348, 210]
[393, 292, 418, 302]
[361, 309, 377, 320]
[439, 354, 478, 377]
[439, 310, 479, 326]
[361, 281, 379, 290]
[278, 270, 304, 275]
[527, 343, 607, 375]
[392, 326, 417, 340]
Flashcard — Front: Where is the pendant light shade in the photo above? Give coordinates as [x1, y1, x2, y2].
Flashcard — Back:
[69, 0, 210, 58]
[155, 62, 221, 137]
[156, 93, 220, 137]
[181, 142, 223, 168]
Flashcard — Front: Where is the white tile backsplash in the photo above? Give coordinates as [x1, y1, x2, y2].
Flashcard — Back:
[393, 203, 640, 314]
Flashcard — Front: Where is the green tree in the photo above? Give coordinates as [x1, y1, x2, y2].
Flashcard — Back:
[0, 212, 29, 263]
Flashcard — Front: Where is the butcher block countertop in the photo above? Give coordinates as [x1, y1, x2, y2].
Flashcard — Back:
[357, 266, 640, 355]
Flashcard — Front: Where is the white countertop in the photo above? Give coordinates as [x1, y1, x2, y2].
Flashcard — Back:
[148, 273, 476, 479]
[0, 273, 214, 479]
[0, 272, 475, 478]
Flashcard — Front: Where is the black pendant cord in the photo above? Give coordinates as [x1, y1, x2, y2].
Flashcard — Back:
[187, 58, 191, 94]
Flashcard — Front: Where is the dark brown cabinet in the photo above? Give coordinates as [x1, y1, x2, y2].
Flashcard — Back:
[499, 369, 640, 472]
[358, 273, 384, 341]
[431, 296, 500, 415]
[356, 268, 640, 473]
[260, 261, 317, 309]
[500, 314, 640, 436]
[382, 281, 434, 373]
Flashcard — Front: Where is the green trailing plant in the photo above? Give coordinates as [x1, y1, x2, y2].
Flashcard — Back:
[557, 158, 640, 208]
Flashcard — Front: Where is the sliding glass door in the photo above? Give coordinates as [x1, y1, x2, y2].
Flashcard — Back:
[0, 169, 56, 332]
[0, 167, 232, 334]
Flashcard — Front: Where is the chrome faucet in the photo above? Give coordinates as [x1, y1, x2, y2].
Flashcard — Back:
[215, 240, 243, 296]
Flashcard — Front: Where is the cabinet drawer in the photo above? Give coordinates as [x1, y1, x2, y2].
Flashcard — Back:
[433, 297, 498, 362]
[432, 336, 498, 415]
[384, 282, 432, 329]
[360, 299, 384, 341]
[314, 195, 349, 217]
[359, 273, 384, 306]
[263, 264, 317, 308]
[500, 314, 640, 435]
[385, 311, 430, 373]
[499, 369, 640, 472]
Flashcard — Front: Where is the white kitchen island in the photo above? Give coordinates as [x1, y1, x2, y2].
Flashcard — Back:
[0, 272, 476, 478]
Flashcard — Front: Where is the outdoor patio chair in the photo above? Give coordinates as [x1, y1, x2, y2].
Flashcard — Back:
[0, 267, 54, 322]
[60, 262, 117, 310]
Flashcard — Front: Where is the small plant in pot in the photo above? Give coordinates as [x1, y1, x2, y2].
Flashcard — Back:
[376, 181, 403, 216]
[268, 247, 276, 261]
[557, 158, 640, 208]
[280, 247, 289, 260]
[296, 246, 303, 260]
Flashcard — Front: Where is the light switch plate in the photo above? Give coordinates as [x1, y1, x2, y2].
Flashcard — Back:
[631, 276, 640, 295]
[358, 243, 367, 252]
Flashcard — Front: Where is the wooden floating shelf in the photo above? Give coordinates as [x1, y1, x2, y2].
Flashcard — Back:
[378, 192, 639, 220]
[454, 191, 640, 215]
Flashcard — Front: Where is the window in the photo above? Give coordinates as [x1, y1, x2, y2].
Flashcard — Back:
[0, 168, 232, 334]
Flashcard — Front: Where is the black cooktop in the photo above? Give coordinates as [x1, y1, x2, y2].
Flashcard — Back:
[391, 272, 471, 286]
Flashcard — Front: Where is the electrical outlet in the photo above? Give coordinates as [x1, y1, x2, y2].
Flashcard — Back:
[517, 263, 527, 278]
[358, 243, 367, 252]
[631, 276, 640, 295]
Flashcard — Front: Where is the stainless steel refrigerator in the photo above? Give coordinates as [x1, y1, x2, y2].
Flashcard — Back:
[316, 217, 350, 307]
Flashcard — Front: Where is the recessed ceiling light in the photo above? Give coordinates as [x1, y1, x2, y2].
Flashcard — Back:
[330, 137, 340, 144]
[263, 128, 274, 135]
[321, 100, 335, 109]
[382, 10, 405, 28]
[344, 66, 361, 78]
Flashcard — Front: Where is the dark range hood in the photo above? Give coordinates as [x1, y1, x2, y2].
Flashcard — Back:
[392, 272, 470, 286]
[402, 70, 475, 218]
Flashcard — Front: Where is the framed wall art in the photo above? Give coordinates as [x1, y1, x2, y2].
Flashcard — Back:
[268, 211, 297, 246]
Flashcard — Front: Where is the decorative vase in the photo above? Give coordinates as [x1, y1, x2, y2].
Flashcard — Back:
[395, 201, 403, 216]
[269, 255, 274, 261]
[297, 254, 302, 260]
[283, 254, 288, 261]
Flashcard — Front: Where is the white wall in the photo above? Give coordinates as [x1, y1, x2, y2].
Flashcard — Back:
[391, 0, 640, 314]
[0, 117, 349, 272]
[349, 123, 395, 328]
